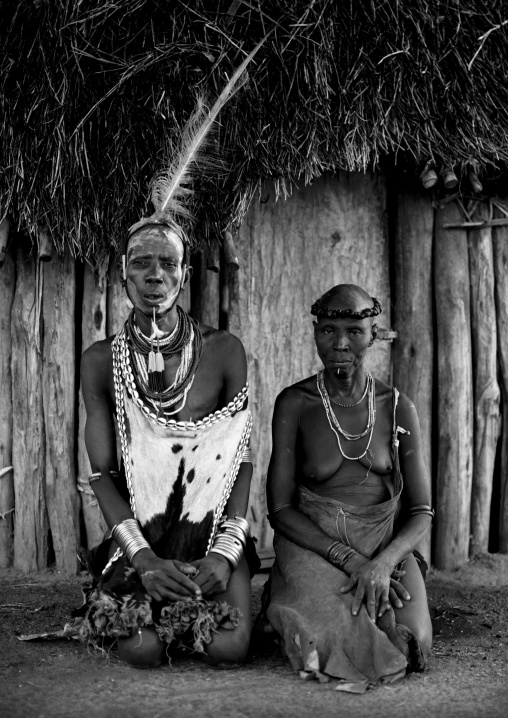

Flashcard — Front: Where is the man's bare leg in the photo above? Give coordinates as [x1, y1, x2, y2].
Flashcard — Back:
[205, 556, 252, 664]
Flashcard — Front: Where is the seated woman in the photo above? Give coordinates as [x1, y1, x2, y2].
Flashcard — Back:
[265, 284, 433, 693]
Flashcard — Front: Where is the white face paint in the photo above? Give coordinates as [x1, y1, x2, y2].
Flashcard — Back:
[125, 226, 187, 317]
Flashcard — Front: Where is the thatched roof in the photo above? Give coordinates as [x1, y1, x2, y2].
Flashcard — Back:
[2, 0, 508, 259]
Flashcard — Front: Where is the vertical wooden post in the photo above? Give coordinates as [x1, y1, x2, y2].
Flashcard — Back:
[392, 191, 434, 562]
[468, 206, 501, 555]
[11, 250, 48, 571]
[77, 260, 108, 549]
[434, 202, 473, 568]
[0, 237, 16, 567]
[42, 251, 80, 572]
[199, 254, 220, 328]
[106, 254, 131, 337]
[493, 211, 508, 552]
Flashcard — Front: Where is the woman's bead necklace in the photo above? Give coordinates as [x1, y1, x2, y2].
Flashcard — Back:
[329, 373, 369, 408]
[317, 370, 376, 461]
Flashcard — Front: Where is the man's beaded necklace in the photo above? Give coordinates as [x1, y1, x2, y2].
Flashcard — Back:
[317, 370, 376, 460]
[124, 306, 202, 416]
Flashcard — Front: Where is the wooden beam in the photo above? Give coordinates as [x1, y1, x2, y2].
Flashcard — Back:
[77, 260, 108, 549]
[493, 208, 508, 552]
[11, 250, 48, 571]
[0, 241, 15, 567]
[468, 205, 501, 555]
[199, 253, 220, 329]
[392, 191, 434, 563]
[434, 202, 473, 569]
[106, 255, 131, 337]
[42, 251, 80, 572]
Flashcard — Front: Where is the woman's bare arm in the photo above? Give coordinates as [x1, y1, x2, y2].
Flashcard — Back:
[343, 394, 432, 619]
[376, 394, 432, 567]
[267, 387, 343, 557]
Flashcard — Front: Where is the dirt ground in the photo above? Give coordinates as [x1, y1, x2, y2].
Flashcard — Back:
[1, 553, 507, 718]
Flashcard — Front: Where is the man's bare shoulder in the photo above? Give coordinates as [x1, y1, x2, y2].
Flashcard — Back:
[81, 338, 115, 394]
[200, 324, 246, 363]
[81, 336, 114, 366]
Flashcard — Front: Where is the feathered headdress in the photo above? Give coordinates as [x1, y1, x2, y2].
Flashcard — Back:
[125, 36, 268, 261]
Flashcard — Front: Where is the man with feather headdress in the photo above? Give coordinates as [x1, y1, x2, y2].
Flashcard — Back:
[63, 46, 264, 667]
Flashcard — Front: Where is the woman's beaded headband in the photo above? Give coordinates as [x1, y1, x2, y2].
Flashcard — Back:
[311, 295, 382, 319]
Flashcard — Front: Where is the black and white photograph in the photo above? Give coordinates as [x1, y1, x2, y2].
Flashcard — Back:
[1, 2, 507, 716]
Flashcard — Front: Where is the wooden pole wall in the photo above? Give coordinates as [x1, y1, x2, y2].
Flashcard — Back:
[0, 244, 15, 566]
[3, 186, 508, 570]
[468, 208, 501, 555]
[11, 251, 48, 571]
[434, 202, 473, 569]
[392, 191, 434, 562]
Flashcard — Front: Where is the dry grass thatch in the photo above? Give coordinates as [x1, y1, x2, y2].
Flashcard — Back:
[1, 0, 508, 258]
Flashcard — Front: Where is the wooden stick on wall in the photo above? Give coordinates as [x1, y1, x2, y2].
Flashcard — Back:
[468, 203, 501, 555]
[434, 201, 474, 569]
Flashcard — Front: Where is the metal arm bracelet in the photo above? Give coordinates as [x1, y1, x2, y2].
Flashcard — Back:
[111, 518, 151, 563]
[409, 504, 435, 519]
[325, 540, 358, 571]
[209, 515, 250, 569]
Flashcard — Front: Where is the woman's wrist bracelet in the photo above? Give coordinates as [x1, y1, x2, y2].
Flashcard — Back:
[325, 541, 358, 570]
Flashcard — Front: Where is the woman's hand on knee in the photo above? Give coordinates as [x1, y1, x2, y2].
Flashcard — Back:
[341, 558, 410, 621]
[190, 554, 232, 597]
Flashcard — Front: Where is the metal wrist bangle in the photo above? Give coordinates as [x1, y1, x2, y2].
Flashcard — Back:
[112, 519, 151, 563]
[326, 541, 358, 570]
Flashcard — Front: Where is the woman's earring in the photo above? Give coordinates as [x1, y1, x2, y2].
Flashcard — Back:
[122, 255, 127, 281]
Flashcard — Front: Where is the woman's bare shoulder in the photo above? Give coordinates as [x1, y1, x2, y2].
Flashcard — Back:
[275, 375, 318, 411]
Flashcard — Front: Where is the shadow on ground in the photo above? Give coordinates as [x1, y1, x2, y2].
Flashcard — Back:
[1, 553, 507, 718]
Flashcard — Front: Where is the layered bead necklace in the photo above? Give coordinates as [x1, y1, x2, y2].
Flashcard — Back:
[124, 305, 202, 416]
[317, 369, 376, 460]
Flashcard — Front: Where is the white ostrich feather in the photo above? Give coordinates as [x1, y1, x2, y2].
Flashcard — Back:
[150, 37, 267, 224]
